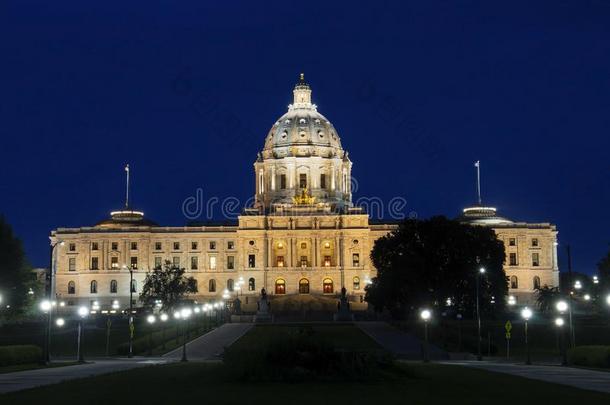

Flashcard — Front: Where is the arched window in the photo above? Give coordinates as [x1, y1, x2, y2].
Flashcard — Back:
[510, 276, 518, 289]
[130, 279, 137, 293]
[227, 279, 234, 292]
[110, 280, 117, 294]
[68, 281, 75, 294]
[248, 278, 255, 291]
[90, 280, 98, 294]
[209, 279, 216, 292]
[533, 276, 541, 290]
[353, 276, 361, 290]
[275, 279, 286, 294]
[299, 278, 309, 294]
[323, 278, 333, 294]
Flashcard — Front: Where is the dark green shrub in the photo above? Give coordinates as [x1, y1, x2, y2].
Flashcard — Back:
[0, 345, 42, 366]
[568, 346, 610, 368]
[223, 327, 397, 382]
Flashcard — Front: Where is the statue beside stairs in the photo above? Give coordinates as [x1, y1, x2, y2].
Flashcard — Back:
[333, 287, 354, 321]
[255, 288, 273, 323]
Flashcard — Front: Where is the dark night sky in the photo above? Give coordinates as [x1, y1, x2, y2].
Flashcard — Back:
[0, 1, 608, 273]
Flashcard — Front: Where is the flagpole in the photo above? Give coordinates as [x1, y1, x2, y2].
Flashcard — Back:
[475, 161, 481, 205]
[125, 164, 130, 209]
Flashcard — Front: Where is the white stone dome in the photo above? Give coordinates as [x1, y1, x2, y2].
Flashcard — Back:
[261, 75, 346, 160]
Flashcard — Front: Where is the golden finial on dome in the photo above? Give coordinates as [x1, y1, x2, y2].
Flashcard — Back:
[300, 72, 305, 81]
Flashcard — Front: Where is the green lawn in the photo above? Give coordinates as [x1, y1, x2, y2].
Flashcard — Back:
[0, 362, 79, 374]
[2, 362, 609, 404]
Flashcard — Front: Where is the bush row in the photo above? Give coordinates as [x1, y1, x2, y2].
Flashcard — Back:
[568, 346, 610, 368]
[0, 345, 42, 367]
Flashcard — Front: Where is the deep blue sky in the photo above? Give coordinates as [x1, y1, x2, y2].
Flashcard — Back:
[0, 1, 608, 273]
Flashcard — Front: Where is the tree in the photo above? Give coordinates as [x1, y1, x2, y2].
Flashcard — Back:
[365, 216, 507, 319]
[139, 260, 197, 311]
[0, 215, 34, 317]
[534, 285, 560, 314]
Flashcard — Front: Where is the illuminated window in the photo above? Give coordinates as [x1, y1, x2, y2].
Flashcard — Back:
[130, 257, 138, 270]
[353, 276, 360, 290]
[111, 256, 119, 269]
[509, 253, 517, 266]
[532, 253, 540, 267]
[299, 173, 307, 188]
[352, 253, 360, 267]
[275, 279, 286, 294]
[227, 241, 235, 250]
[299, 279, 310, 294]
[300, 256, 308, 267]
[276, 256, 284, 267]
[533, 276, 541, 290]
[324, 256, 331, 267]
[248, 277, 255, 291]
[209, 256, 217, 270]
[323, 278, 333, 294]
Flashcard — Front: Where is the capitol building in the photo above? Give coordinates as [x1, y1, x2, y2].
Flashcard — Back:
[50, 75, 559, 312]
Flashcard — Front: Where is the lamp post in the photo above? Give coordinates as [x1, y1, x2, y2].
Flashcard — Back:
[160, 313, 168, 350]
[556, 300, 574, 350]
[44, 240, 63, 364]
[521, 307, 532, 365]
[420, 309, 431, 363]
[76, 306, 88, 363]
[39, 300, 52, 364]
[126, 265, 134, 358]
[476, 267, 486, 361]
[146, 314, 156, 356]
[555, 317, 567, 366]
[180, 307, 192, 362]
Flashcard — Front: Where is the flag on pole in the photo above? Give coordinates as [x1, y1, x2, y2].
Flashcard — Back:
[125, 164, 130, 172]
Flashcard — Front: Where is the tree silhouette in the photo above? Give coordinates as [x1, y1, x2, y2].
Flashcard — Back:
[140, 260, 197, 311]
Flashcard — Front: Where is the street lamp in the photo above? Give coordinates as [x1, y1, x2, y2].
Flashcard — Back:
[554, 317, 567, 366]
[55, 317, 65, 327]
[420, 309, 431, 363]
[77, 306, 88, 363]
[583, 294, 591, 301]
[574, 280, 582, 290]
[475, 266, 486, 361]
[45, 240, 64, 364]
[593, 276, 599, 285]
[606, 294, 610, 306]
[125, 264, 135, 359]
[507, 295, 517, 306]
[521, 307, 532, 365]
[146, 315, 156, 355]
[556, 300, 574, 348]
[180, 307, 192, 362]
[39, 300, 52, 363]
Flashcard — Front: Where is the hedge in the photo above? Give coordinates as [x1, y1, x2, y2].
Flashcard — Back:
[0, 345, 42, 367]
[116, 323, 212, 355]
[568, 345, 610, 368]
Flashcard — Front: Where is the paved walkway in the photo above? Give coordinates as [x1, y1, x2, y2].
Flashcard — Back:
[356, 322, 449, 360]
[445, 360, 610, 394]
[163, 323, 253, 361]
[0, 358, 171, 394]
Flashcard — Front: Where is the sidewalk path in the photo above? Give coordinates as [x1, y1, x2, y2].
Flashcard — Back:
[356, 322, 449, 360]
[163, 323, 253, 361]
[0, 358, 170, 394]
[445, 360, 610, 394]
